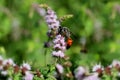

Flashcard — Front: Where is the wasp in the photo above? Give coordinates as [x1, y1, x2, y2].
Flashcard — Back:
[58, 26, 73, 49]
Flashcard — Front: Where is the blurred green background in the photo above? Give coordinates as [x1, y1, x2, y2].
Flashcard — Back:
[0, 0, 120, 68]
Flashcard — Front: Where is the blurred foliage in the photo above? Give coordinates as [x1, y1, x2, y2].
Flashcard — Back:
[0, 0, 120, 68]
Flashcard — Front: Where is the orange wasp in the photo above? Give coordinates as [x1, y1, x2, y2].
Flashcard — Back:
[58, 26, 73, 49]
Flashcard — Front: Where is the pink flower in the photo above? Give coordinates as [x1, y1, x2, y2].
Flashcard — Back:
[83, 73, 100, 80]
[24, 71, 34, 80]
[74, 66, 86, 80]
[52, 51, 64, 58]
[56, 64, 64, 74]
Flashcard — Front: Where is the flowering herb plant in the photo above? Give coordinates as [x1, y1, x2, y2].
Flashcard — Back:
[0, 3, 120, 80]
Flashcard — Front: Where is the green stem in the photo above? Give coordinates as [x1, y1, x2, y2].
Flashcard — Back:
[47, 75, 57, 80]
[54, 58, 58, 65]
[44, 49, 47, 66]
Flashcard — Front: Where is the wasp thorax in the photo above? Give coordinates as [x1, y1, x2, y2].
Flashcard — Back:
[58, 26, 71, 38]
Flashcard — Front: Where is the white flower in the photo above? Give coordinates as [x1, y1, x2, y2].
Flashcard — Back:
[3, 58, 14, 66]
[0, 56, 3, 61]
[21, 63, 31, 70]
[1, 71, 8, 76]
[74, 66, 86, 80]
[24, 71, 34, 80]
[52, 51, 64, 58]
[111, 60, 120, 67]
[56, 64, 64, 74]
[83, 73, 100, 80]
[92, 64, 104, 72]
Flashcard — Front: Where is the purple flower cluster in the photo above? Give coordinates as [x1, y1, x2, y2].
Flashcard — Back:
[45, 8, 60, 31]
[0, 55, 41, 80]
[74, 65, 101, 80]
[42, 7, 67, 58]
[74, 60, 120, 80]
[34, 4, 69, 58]
[44, 8, 61, 40]
[52, 34, 66, 58]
